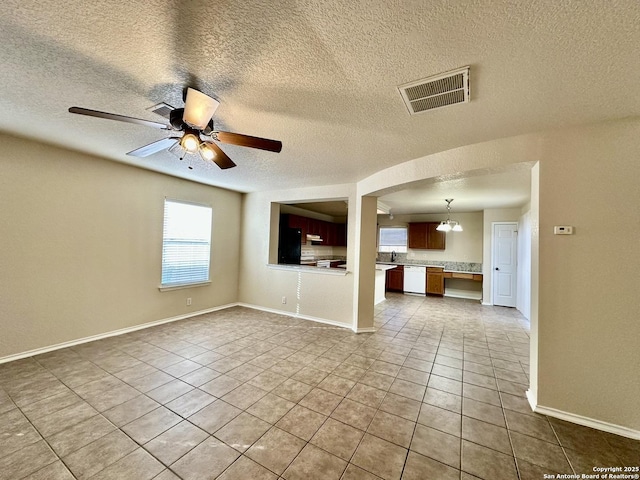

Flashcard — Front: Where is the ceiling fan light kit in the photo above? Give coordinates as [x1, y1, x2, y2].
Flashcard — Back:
[68, 87, 282, 171]
[183, 88, 220, 129]
[436, 198, 463, 232]
[199, 143, 216, 162]
[180, 130, 200, 154]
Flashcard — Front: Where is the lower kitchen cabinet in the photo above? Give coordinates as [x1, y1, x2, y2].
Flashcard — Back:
[426, 267, 444, 295]
[385, 265, 404, 292]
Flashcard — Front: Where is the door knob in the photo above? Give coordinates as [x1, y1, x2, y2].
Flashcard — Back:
[495, 267, 499, 271]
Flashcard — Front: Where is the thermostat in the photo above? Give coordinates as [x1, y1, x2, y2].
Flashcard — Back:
[554, 226, 574, 235]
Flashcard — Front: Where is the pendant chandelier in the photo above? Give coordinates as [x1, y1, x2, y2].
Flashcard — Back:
[436, 199, 463, 232]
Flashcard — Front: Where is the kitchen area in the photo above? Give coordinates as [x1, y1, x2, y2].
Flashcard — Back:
[268, 169, 531, 323]
[276, 201, 485, 304]
[374, 211, 485, 304]
[277, 203, 348, 270]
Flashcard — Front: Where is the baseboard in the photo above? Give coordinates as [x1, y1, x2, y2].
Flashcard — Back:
[0, 303, 238, 365]
[353, 327, 376, 333]
[237, 303, 353, 331]
[1, 302, 365, 365]
[481, 301, 493, 306]
[526, 388, 537, 411]
[527, 389, 640, 440]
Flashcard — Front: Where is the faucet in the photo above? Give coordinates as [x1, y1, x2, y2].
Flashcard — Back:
[391, 251, 396, 262]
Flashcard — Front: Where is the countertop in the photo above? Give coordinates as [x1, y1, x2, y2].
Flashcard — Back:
[376, 262, 482, 275]
[375, 264, 399, 271]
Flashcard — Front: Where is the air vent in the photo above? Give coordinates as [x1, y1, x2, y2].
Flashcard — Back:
[147, 102, 175, 119]
[398, 66, 470, 114]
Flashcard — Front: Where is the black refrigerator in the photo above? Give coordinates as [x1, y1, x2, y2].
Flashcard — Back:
[278, 227, 302, 264]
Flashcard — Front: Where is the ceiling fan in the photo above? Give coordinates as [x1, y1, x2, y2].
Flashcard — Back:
[68, 88, 282, 170]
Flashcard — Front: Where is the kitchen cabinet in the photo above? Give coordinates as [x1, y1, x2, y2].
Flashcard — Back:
[286, 215, 346, 247]
[385, 265, 404, 292]
[426, 267, 444, 295]
[408, 222, 445, 250]
[334, 223, 347, 246]
[287, 215, 308, 239]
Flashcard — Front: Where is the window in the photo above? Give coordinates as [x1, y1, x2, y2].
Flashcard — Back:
[161, 199, 212, 287]
[378, 226, 407, 253]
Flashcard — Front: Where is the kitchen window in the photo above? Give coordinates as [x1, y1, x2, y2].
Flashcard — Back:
[160, 199, 212, 289]
[378, 226, 408, 253]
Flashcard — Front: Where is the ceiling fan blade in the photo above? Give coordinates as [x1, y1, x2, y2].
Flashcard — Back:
[215, 131, 282, 153]
[127, 138, 179, 157]
[183, 88, 219, 130]
[206, 142, 236, 169]
[69, 107, 170, 130]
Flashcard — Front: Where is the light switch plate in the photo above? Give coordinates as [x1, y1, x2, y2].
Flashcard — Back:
[554, 226, 574, 235]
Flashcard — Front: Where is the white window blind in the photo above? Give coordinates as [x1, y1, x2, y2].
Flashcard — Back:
[161, 199, 212, 287]
[378, 227, 408, 253]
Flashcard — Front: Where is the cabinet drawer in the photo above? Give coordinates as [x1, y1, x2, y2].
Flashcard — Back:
[426, 267, 444, 273]
[452, 272, 473, 280]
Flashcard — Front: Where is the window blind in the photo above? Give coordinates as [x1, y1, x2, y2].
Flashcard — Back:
[378, 227, 408, 252]
[161, 200, 212, 287]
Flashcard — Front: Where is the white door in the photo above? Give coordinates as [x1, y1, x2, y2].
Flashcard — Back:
[492, 223, 518, 307]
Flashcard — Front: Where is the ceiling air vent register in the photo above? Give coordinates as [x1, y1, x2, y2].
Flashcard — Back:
[147, 102, 175, 119]
[398, 66, 470, 114]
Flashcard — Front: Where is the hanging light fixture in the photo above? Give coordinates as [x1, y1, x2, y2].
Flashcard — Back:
[436, 199, 463, 232]
[180, 130, 200, 154]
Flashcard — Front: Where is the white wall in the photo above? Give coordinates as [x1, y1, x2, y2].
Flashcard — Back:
[0, 133, 242, 360]
[377, 212, 483, 263]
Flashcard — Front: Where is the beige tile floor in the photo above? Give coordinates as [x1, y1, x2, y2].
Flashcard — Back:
[0, 293, 638, 479]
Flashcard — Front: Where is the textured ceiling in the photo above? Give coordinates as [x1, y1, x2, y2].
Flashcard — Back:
[378, 167, 532, 215]
[1, 1, 638, 195]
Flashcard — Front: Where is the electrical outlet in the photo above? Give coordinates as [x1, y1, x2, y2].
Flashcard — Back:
[186, 297, 192, 306]
[281, 296, 287, 304]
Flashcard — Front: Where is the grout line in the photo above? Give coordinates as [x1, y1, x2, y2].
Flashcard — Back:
[3, 295, 616, 480]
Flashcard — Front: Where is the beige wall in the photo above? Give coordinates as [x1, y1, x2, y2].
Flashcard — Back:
[2, 116, 639, 434]
[0, 133, 242, 359]
[238, 184, 357, 328]
[377, 212, 483, 263]
[536, 121, 640, 431]
[357, 118, 640, 432]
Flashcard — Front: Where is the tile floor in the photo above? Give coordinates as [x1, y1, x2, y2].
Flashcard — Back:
[0, 294, 638, 479]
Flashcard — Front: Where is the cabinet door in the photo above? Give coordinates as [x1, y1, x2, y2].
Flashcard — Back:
[426, 268, 444, 295]
[426, 222, 446, 250]
[325, 222, 336, 246]
[306, 218, 319, 236]
[385, 267, 404, 291]
[336, 223, 347, 246]
[408, 223, 428, 249]
[318, 221, 329, 243]
[288, 215, 307, 239]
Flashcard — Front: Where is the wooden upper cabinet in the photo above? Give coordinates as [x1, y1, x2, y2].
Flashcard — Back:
[426, 223, 446, 250]
[287, 214, 308, 238]
[286, 213, 347, 247]
[336, 223, 347, 246]
[408, 223, 428, 249]
[408, 222, 446, 250]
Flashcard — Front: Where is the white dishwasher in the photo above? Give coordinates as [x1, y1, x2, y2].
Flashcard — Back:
[403, 266, 426, 294]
